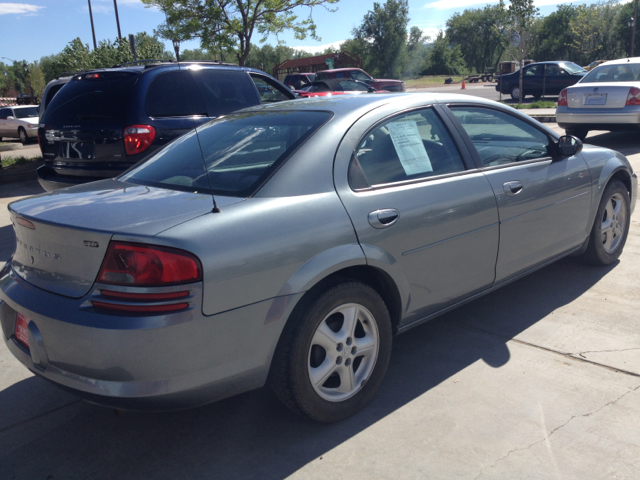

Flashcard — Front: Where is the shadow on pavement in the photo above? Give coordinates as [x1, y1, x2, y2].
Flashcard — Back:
[0, 256, 617, 479]
[584, 131, 640, 157]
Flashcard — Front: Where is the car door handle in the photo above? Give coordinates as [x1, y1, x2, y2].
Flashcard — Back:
[368, 209, 399, 229]
[503, 181, 523, 196]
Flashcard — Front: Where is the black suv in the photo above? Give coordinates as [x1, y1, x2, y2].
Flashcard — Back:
[37, 61, 297, 191]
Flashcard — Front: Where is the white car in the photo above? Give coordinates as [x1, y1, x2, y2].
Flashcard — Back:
[0, 105, 39, 144]
[556, 57, 640, 140]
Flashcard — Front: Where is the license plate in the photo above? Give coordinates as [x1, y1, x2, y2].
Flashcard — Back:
[15, 313, 30, 348]
[585, 94, 607, 105]
[59, 141, 95, 159]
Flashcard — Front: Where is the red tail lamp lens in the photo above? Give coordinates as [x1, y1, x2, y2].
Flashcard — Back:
[124, 125, 156, 155]
[558, 89, 568, 107]
[98, 242, 202, 286]
[626, 87, 640, 106]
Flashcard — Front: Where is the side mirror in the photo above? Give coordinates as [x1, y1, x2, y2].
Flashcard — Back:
[556, 135, 583, 158]
[6, 116, 14, 120]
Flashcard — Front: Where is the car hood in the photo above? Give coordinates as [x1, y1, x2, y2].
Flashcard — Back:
[372, 78, 403, 83]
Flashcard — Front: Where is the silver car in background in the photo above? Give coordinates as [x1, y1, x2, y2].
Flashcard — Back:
[1, 94, 636, 422]
[556, 57, 640, 140]
[0, 105, 40, 144]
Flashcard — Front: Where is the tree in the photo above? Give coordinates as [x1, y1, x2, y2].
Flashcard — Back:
[530, 4, 578, 62]
[403, 26, 428, 77]
[497, 0, 539, 103]
[142, 0, 339, 67]
[352, 0, 410, 78]
[423, 32, 465, 75]
[446, 5, 505, 73]
[568, 5, 603, 66]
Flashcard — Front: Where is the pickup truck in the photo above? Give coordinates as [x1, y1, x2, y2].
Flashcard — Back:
[314, 68, 405, 92]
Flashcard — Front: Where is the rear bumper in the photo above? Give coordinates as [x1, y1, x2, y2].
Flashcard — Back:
[556, 107, 640, 129]
[0, 263, 299, 410]
[36, 165, 112, 192]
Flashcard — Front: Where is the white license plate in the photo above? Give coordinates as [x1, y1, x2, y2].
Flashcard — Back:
[585, 94, 607, 105]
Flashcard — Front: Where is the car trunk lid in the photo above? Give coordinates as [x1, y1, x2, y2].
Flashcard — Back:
[8, 179, 217, 298]
[566, 83, 632, 109]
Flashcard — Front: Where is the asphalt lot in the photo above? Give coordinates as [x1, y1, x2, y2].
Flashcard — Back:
[0, 124, 639, 479]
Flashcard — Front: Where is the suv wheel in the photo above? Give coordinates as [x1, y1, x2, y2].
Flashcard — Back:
[270, 282, 392, 422]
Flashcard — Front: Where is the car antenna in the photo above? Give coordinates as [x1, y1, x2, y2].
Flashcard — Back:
[212, 196, 220, 213]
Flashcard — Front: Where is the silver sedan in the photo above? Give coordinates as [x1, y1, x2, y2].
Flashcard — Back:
[1, 94, 637, 422]
[556, 57, 640, 140]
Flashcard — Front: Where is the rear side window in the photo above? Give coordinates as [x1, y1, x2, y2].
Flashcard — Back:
[43, 83, 65, 109]
[351, 108, 465, 188]
[123, 110, 331, 196]
[188, 69, 259, 117]
[42, 72, 137, 124]
[145, 71, 191, 117]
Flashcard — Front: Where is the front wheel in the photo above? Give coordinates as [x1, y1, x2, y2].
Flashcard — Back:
[582, 180, 630, 265]
[269, 282, 392, 422]
[510, 85, 522, 101]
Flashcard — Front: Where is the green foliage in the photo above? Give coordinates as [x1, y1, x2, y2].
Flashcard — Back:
[245, 44, 313, 75]
[504, 100, 557, 109]
[353, 0, 410, 78]
[142, 0, 339, 66]
[423, 32, 466, 75]
[568, 5, 603, 66]
[403, 26, 429, 77]
[446, 5, 506, 73]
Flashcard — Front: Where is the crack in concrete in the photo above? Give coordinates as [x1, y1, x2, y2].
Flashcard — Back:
[473, 384, 640, 480]
[573, 347, 640, 357]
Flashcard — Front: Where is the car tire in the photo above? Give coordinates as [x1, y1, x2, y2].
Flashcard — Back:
[481, 75, 487, 82]
[510, 85, 522, 101]
[269, 281, 392, 423]
[487, 75, 494, 82]
[566, 128, 588, 141]
[18, 127, 28, 145]
[582, 180, 630, 265]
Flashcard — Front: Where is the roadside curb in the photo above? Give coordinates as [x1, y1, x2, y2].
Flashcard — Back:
[528, 115, 556, 123]
[0, 144, 23, 152]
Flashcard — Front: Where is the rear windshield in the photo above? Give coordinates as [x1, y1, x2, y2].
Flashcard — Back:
[121, 110, 332, 197]
[41, 72, 137, 124]
[561, 62, 587, 75]
[581, 63, 640, 83]
[14, 107, 39, 118]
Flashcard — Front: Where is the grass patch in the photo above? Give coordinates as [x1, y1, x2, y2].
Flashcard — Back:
[1, 155, 42, 169]
[502, 100, 557, 109]
[404, 75, 465, 88]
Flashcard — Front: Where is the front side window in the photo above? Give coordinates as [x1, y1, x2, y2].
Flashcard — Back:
[350, 108, 465, 188]
[525, 65, 542, 76]
[450, 107, 551, 166]
[124, 111, 331, 197]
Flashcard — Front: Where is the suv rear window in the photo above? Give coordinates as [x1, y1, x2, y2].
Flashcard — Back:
[122, 110, 331, 197]
[41, 72, 137, 124]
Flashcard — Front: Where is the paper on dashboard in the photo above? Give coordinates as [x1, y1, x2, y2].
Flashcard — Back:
[388, 121, 433, 175]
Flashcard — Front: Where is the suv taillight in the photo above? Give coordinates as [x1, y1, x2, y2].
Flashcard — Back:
[625, 87, 640, 106]
[97, 242, 202, 286]
[558, 89, 568, 106]
[123, 125, 156, 155]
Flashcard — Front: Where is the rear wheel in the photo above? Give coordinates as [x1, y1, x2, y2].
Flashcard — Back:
[269, 282, 392, 423]
[583, 180, 630, 265]
[510, 85, 522, 101]
[18, 127, 28, 145]
[481, 75, 487, 82]
[566, 128, 588, 141]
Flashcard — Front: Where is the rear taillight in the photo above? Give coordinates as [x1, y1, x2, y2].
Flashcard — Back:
[625, 87, 640, 106]
[558, 89, 568, 106]
[123, 125, 156, 155]
[97, 242, 202, 287]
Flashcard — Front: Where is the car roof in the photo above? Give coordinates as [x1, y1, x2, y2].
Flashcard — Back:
[316, 68, 362, 74]
[9, 105, 39, 109]
[599, 57, 640, 66]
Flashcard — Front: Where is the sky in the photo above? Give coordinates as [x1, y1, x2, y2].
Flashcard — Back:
[0, 0, 632, 64]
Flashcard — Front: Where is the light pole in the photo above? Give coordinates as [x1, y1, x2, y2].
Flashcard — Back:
[87, 0, 97, 50]
[113, 0, 122, 39]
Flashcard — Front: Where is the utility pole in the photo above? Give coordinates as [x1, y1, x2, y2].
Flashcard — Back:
[113, 0, 122, 39]
[87, 0, 97, 50]
[633, 0, 639, 57]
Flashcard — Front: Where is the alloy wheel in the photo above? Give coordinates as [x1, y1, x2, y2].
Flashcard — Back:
[600, 192, 627, 254]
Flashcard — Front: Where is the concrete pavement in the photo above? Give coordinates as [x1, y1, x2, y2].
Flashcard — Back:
[0, 128, 639, 479]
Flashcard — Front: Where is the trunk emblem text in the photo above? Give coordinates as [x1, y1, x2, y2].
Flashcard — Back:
[15, 237, 61, 260]
[84, 241, 99, 248]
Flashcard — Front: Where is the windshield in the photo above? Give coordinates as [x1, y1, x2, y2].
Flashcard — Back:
[14, 107, 39, 119]
[122, 110, 332, 197]
[581, 63, 640, 83]
[561, 62, 587, 74]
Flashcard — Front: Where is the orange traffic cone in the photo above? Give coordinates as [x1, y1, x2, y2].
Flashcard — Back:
[461, 79, 466, 89]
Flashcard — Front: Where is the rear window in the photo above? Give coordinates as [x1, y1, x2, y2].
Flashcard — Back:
[582, 63, 640, 83]
[41, 72, 137, 124]
[122, 110, 332, 197]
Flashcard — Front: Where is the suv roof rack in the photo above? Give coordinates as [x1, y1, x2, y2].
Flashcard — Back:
[54, 69, 100, 80]
[112, 59, 176, 68]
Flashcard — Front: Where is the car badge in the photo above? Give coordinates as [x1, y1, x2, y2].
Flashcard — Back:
[593, 87, 598, 92]
[84, 241, 99, 248]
